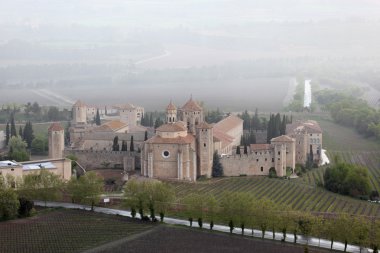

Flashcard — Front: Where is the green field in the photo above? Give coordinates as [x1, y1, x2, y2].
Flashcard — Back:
[0, 208, 155, 253]
[0, 122, 65, 138]
[168, 114, 380, 218]
[168, 176, 380, 217]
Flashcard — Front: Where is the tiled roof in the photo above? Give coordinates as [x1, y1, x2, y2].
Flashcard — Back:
[156, 122, 187, 132]
[73, 100, 86, 108]
[286, 120, 322, 134]
[271, 135, 294, 142]
[250, 144, 271, 151]
[213, 128, 234, 149]
[48, 123, 64, 132]
[180, 98, 202, 111]
[146, 134, 195, 144]
[94, 120, 127, 132]
[166, 101, 177, 110]
[196, 122, 213, 129]
[214, 115, 243, 134]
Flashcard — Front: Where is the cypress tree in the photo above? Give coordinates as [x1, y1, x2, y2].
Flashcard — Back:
[95, 109, 101, 126]
[244, 142, 248, 154]
[281, 115, 287, 135]
[249, 131, 256, 144]
[10, 113, 17, 137]
[274, 113, 281, 137]
[144, 131, 148, 141]
[19, 126, 23, 139]
[149, 113, 153, 127]
[236, 145, 241, 155]
[23, 121, 34, 149]
[5, 122, 10, 145]
[212, 151, 223, 177]
[130, 135, 134, 152]
[121, 140, 127, 151]
[112, 136, 119, 151]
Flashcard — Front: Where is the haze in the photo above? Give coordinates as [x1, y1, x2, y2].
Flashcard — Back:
[0, 0, 379, 111]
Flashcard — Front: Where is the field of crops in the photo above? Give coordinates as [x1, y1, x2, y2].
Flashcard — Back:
[168, 176, 380, 217]
[0, 208, 155, 253]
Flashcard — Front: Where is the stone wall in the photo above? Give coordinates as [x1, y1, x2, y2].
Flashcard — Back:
[220, 153, 276, 177]
[64, 150, 139, 171]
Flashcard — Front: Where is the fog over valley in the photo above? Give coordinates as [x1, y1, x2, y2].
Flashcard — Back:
[0, 0, 380, 111]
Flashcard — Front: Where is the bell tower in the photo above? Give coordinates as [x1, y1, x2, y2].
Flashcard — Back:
[166, 101, 177, 123]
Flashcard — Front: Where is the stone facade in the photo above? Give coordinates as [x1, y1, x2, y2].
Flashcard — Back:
[0, 158, 72, 187]
[221, 135, 295, 177]
[64, 150, 137, 170]
[48, 123, 64, 159]
[142, 98, 243, 182]
[286, 120, 323, 165]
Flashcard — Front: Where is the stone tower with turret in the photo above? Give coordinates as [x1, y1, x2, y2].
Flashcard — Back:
[271, 135, 295, 177]
[166, 101, 177, 123]
[72, 100, 87, 125]
[196, 122, 214, 177]
[48, 123, 65, 159]
[178, 96, 204, 133]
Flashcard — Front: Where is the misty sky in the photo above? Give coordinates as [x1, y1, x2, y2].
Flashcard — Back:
[1, 0, 380, 28]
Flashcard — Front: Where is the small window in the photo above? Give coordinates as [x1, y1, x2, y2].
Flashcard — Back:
[256, 159, 259, 162]
[278, 158, 280, 160]
[162, 150, 170, 158]
[204, 143, 206, 147]
[260, 167, 263, 172]
[265, 158, 267, 161]
[11, 168, 14, 171]
[272, 158, 274, 162]
[278, 151, 280, 155]
[255, 152, 257, 155]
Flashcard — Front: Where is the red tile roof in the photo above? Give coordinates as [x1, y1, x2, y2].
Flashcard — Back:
[180, 98, 202, 111]
[73, 100, 86, 108]
[286, 120, 322, 134]
[214, 115, 243, 134]
[94, 120, 127, 132]
[213, 128, 234, 149]
[156, 122, 187, 132]
[166, 101, 177, 110]
[271, 135, 294, 142]
[196, 122, 213, 129]
[48, 123, 64, 132]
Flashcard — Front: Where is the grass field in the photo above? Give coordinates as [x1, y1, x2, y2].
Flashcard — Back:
[0, 208, 155, 253]
[0, 122, 65, 138]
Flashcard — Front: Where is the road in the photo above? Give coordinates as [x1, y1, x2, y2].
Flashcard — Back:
[34, 201, 371, 253]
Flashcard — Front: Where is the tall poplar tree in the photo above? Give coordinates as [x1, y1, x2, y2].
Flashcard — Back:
[95, 109, 101, 126]
[10, 113, 17, 137]
[5, 122, 10, 146]
[130, 135, 134, 151]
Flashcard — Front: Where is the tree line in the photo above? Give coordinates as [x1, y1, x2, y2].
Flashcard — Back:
[0, 169, 104, 221]
[3, 114, 51, 161]
[0, 102, 71, 123]
[123, 179, 380, 252]
[314, 88, 380, 140]
[140, 112, 164, 129]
